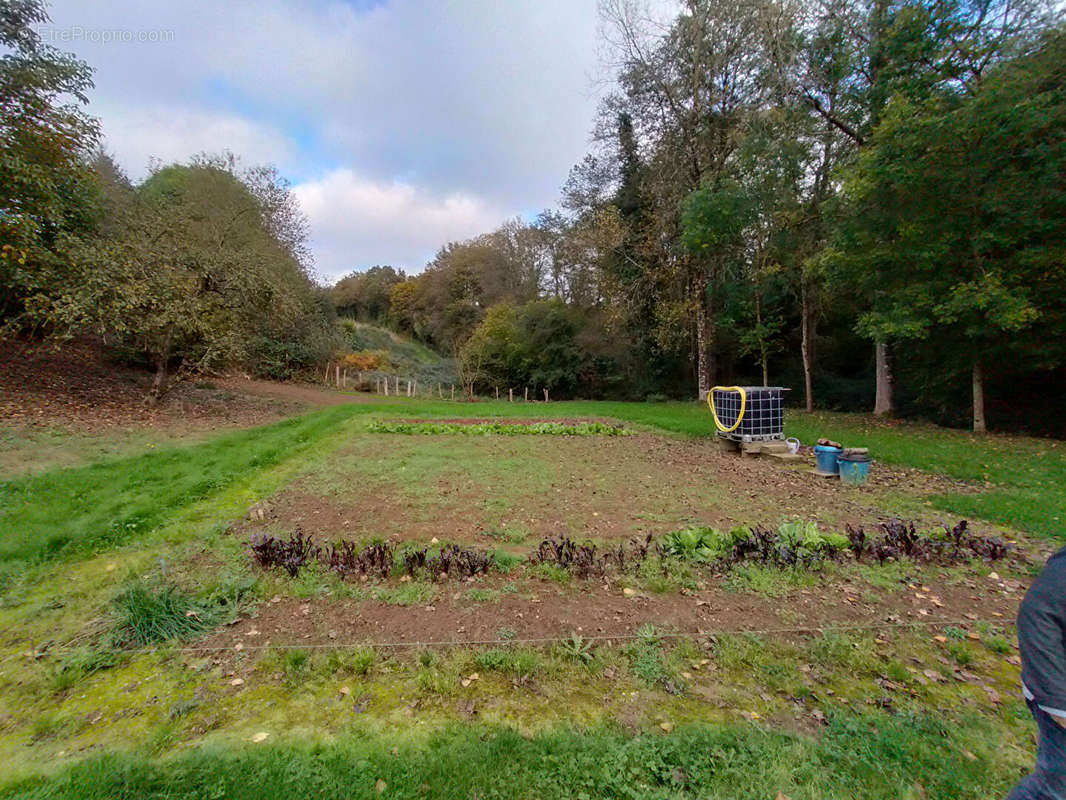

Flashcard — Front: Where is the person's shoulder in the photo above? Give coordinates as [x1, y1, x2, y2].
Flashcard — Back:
[1036, 547, 1066, 584]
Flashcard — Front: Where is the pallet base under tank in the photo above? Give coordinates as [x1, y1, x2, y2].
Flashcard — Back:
[716, 437, 803, 461]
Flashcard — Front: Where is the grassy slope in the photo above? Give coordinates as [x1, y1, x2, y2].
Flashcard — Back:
[343, 321, 458, 385]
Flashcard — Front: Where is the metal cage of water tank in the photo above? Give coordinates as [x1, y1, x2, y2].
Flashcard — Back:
[711, 386, 787, 443]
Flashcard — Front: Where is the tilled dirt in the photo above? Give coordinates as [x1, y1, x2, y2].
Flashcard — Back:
[201, 568, 1024, 654]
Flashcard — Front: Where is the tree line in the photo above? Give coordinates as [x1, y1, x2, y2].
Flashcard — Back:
[1, 1, 340, 401]
[332, 0, 1066, 434]
[4, 0, 1064, 433]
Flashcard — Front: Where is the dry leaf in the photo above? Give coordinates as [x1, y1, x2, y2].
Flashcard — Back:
[250, 732, 269, 743]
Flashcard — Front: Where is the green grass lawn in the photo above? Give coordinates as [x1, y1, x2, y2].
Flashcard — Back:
[786, 411, 1066, 540]
[0, 712, 1025, 800]
[0, 404, 364, 567]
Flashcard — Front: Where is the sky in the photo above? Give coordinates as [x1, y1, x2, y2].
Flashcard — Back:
[40, 0, 612, 283]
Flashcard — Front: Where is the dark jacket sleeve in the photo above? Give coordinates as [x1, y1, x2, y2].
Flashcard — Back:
[1018, 548, 1066, 712]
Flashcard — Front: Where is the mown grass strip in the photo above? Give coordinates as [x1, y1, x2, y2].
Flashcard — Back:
[0, 715, 1023, 800]
[0, 404, 360, 565]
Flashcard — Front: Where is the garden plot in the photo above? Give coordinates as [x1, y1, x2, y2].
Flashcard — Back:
[0, 404, 1047, 797]
[240, 425, 979, 547]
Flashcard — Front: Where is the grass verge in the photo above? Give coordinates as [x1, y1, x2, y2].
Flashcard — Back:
[0, 713, 1027, 800]
[786, 410, 1065, 539]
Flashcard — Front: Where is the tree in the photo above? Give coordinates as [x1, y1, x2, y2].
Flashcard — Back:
[780, 0, 1060, 414]
[599, 0, 781, 397]
[831, 29, 1066, 431]
[34, 158, 335, 399]
[0, 0, 100, 328]
[680, 181, 757, 393]
[332, 265, 405, 321]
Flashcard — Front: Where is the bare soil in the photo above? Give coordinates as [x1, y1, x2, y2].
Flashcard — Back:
[202, 567, 1025, 653]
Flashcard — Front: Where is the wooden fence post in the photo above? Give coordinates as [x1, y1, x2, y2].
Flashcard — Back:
[524, 387, 528, 402]
[509, 388, 513, 402]
[437, 383, 442, 399]
[451, 384, 455, 400]
[543, 388, 549, 402]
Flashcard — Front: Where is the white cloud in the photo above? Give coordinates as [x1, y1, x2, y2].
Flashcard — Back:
[98, 107, 293, 179]
[43, 0, 614, 277]
[292, 169, 510, 281]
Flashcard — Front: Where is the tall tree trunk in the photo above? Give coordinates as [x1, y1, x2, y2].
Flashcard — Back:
[148, 357, 169, 406]
[754, 287, 768, 386]
[801, 281, 814, 412]
[972, 359, 986, 434]
[696, 296, 710, 400]
[874, 341, 894, 415]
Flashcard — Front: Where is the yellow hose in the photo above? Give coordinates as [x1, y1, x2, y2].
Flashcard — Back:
[708, 386, 747, 432]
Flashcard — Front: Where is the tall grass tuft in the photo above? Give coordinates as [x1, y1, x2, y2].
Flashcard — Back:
[112, 585, 214, 646]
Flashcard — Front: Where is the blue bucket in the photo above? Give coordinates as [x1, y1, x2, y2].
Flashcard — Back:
[838, 454, 871, 486]
[814, 445, 842, 474]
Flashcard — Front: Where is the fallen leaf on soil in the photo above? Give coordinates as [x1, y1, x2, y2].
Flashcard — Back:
[234, 642, 244, 651]
[777, 793, 793, 800]
[967, 633, 982, 641]
[250, 732, 269, 743]
[934, 636, 948, 643]
[659, 722, 673, 732]
[340, 686, 350, 696]
[375, 778, 387, 794]
[963, 750, 977, 761]
[623, 588, 637, 597]
[230, 678, 245, 687]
